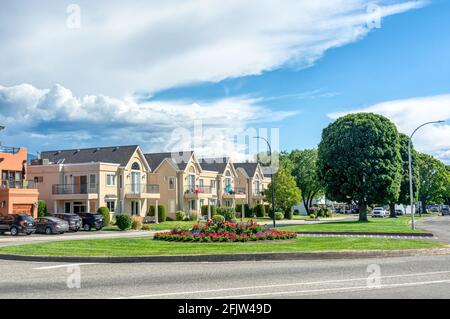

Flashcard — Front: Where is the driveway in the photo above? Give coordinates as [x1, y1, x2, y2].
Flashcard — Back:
[0, 230, 154, 247]
[416, 216, 450, 243]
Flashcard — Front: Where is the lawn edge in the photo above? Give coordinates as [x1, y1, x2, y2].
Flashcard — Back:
[1, 246, 449, 263]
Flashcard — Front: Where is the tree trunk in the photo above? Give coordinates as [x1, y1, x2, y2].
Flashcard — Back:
[303, 197, 310, 215]
[389, 203, 397, 218]
[358, 203, 368, 222]
[421, 201, 427, 216]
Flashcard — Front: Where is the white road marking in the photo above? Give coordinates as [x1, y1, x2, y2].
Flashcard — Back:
[208, 279, 450, 299]
[115, 270, 450, 299]
[33, 263, 100, 270]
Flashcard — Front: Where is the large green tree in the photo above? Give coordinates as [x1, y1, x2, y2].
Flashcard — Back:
[317, 113, 403, 222]
[417, 153, 449, 212]
[264, 167, 301, 216]
[445, 166, 450, 206]
[289, 149, 323, 215]
[389, 133, 420, 218]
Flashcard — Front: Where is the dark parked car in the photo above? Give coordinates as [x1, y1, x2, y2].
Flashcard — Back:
[442, 206, 450, 216]
[50, 213, 82, 232]
[35, 217, 69, 235]
[396, 209, 404, 216]
[0, 214, 36, 236]
[76, 212, 104, 231]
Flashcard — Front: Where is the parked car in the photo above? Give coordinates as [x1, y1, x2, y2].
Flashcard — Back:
[396, 209, 404, 216]
[334, 208, 343, 214]
[75, 212, 104, 231]
[35, 217, 69, 235]
[50, 213, 82, 232]
[442, 206, 450, 216]
[430, 206, 440, 213]
[372, 207, 387, 218]
[0, 214, 36, 236]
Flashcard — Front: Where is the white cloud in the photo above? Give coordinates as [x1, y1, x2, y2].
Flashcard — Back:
[328, 94, 450, 163]
[0, 83, 293, 159]
[0, 0, 425, 97]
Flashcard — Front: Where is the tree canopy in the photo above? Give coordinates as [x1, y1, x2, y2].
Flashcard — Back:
[317, 113, 403, 221]
[264, 167, 301, 215]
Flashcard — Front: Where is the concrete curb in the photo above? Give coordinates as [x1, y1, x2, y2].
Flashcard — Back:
[295, 231, 434, 237]
[1, 247, 449, 263]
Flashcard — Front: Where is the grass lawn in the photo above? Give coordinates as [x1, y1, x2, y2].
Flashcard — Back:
[0, 237, 444, 257]
[277, 216, 429, 234]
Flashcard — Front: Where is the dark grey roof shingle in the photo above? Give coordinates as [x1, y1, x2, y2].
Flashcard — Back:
[199, 157, 229, 173]
[40, 145, 139, 166]
[144, 151, 194, 171]
[234, 162, 259, 177]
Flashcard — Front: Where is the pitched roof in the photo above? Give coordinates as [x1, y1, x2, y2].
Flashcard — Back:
[261, 166, 274, 177]
[144, 151, 194, 171]
[234, 162, 259, 177]
[40, 145, 139, 166]
[199, 157, 230, 173]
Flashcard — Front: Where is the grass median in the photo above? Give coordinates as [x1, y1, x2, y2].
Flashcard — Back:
[277, 216, 430, 234]
[0, 237, 444, 257]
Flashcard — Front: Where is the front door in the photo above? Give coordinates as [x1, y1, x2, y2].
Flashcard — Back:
[64, 202, 71, 214]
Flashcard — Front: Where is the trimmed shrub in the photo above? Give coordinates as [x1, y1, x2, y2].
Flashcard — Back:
[37, 200, 47, 217]
[131, 216, 143, 230]
[147, 205, 167, 222]
[212, 215, 225, 223]
[284, 209, 293, 220]
[216, 207, 235, 221]
[97, 207, 111, 226]
[166, 216, 175, 221]
[310, 213, 317, 219]
[235, 204, 243, 216]
[115, 214, 132, 230]
[255, 204, 266, 218]
[188, 213, 198, 221]
[176, 211, 186, 221]
[141, 224, 151, 231]
[244, 204, 253, 218]
[275, 212, 284, 220]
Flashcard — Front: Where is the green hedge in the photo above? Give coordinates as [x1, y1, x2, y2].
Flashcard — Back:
[216, 207, 235, 221]
[97, 207, 111, 226]
[201, 205, 217, 216]
[115, 214, 132, 230]
[255, 204, 266, 218]
[37, 200, 47, 217]
[147, 205, 167, 222]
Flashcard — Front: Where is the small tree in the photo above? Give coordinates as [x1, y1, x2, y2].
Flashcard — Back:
[255, 204, 266, 218]
[264, 167, 301, 216]
[97, 207, 111, 226]
[37, 200, 47, 217]
[317, 113, 403, 222]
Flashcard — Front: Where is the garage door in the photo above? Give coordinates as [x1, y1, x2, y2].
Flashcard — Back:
[12, 204, 34, 215]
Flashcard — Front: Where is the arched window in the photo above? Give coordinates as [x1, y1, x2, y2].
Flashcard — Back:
[189, 167, 196, 174]
[131, 162, 141, 171]
[225, 170, 231, 177]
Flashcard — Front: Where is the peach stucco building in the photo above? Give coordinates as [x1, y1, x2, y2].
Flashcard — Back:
[0, 147, 39, 217]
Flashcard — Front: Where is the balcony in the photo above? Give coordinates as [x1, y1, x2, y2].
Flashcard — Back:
[184, 185, 216, 198]
[223, 187, 246, 199]
[125, 184, 160, 199]
[1, 180, 37, 189]
[52, 183, 98, 195]
[253, 189, 265, 198]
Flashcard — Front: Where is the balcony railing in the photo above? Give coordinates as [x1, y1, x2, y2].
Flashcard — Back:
[52, 183, 98, 195]
[253, 190, 265, 196]
[184, 185, 214, 195]
[126, 184, 160, 194]
[224, 187, 246, 195]
[0, 146, 21, 155]
[1, 180, 37, 189]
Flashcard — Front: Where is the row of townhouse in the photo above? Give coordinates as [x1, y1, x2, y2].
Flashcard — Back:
[27, 145, 271, 219]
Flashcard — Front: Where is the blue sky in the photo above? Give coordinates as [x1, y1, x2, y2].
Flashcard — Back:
[0, 0, 449, 162]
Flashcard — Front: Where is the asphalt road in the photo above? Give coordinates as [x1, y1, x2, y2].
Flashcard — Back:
[0, 254, 450, 299]
[416, 216, 450, 243]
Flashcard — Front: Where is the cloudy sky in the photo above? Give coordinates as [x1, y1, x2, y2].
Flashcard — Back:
[0, 0, 449, 162]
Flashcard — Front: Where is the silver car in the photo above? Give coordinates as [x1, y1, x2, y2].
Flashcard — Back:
[35, 217, 70, 235]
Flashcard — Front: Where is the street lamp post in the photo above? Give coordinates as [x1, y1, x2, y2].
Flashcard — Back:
[253, 136, 276, 228]
[408, 120, 445, 230]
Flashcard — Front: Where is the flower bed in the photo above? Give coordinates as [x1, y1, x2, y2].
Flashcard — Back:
[154, 220, 297, 242]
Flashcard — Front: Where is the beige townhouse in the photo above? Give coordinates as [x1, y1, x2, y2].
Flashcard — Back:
[145, 151, 220, 218]
[234, 162, 269, 207]
[28, 145, 160, 218]
[199, 157, 246, 209]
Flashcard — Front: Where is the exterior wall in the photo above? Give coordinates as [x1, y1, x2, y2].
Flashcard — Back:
[0, 148, 39, 217]
[147, 160, 178, 218]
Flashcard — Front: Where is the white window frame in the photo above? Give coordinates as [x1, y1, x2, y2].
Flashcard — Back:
[106, 174, 116, 186]
[106, 200, 116, 213]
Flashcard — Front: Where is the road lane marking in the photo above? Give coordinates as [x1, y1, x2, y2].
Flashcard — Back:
[208, 279, 450, 299]
[115, 270, 450, 299]
[33, 263, 100, 270]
